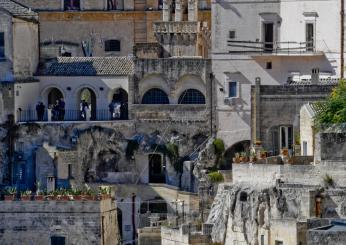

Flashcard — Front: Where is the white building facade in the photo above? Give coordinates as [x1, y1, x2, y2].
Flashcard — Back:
[212, 0, 342, 151]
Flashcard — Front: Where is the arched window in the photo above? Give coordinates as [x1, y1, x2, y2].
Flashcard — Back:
[142, 89, 169, 104]
[178, 89, 205, 104]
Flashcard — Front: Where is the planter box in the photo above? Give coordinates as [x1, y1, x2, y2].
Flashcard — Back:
[4, 195, 15, 201]
[21, 195, 31, 201]
[34, 195, 44, 201]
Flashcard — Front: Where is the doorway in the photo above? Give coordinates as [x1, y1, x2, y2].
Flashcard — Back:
[112, 88, 128, 120]
[263, 23, 274, 52]
[148, 154, 165, 183]
[79, 88, 97, 120]
[306, 23, 314, 51]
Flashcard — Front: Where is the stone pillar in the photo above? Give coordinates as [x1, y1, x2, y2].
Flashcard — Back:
[252, 77, 261, 143]
[188, 0, 198, 21]
[175, 0, 183, 21]
[163, 0, 172, 21]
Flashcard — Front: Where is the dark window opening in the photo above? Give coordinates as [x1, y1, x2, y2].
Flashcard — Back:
[105, 40, 121, 52]
[0, 32, 4, 58]
[142, 89, 169, 104]
[178, 89, 205, 104]
[229, 31, 236, 39]
[64, 0, 80, 10]
[261, 235, 265, 245]
[61, 52, 72, 57]
[263, 23, 274, 52]
[149, 154, 165, 183]
[107, 0, 117, 10]
[140, 198, 167, 214]
[51, 236, 66, 245]
[275, 241, 283, 245]
[68, 164, 72, 179]
[266, 62, 272, 69]
[228, 81, 237, 98]
[306, 23, 314, 52]
[240, 191, 247, 202]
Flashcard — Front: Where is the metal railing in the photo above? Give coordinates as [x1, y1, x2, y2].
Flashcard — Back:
[227, 40, 321, 55]
[17, 109, 129, 123]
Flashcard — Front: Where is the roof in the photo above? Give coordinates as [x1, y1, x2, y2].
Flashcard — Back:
[42, 57, 134, 76]
[0, 0, 38, 20]
[287, 78, 339, 86]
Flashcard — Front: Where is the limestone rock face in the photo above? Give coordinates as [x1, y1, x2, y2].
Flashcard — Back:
[207, 183, 313, 245]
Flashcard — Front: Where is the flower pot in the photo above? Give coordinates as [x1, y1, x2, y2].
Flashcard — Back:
[250, 157, 257, 163]
[57, 195, 70, 201]
[73, 195, 82, 201]
[4, 194, 15, 201]
[34, 195, 44, 201]
[21, 195, 31, 201]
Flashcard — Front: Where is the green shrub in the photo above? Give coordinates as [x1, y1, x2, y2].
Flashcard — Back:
[208, 171, 224, 183]
[213, 138, 225, 155]
[315, 80, 346, 127]
[323, 174, 334, 187]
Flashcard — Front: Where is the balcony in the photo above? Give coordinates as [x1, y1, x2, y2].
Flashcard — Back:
[153, 21, 200, 34]
[17, 109, 128, 123]
[227, 40, 325, 56]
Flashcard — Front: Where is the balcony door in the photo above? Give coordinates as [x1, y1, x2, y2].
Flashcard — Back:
[263, 23, 274, 52]
[306, 23, 315, 51]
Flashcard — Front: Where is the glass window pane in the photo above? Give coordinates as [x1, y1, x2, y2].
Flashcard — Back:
[229, 82, 237, 97]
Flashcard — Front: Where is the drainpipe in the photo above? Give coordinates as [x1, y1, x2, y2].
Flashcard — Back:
[131, 193, 136, 245]
[341, 0, 345, 79]
[209, 72, 214, 137]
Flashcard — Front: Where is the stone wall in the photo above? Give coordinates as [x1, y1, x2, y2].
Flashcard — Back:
[308, 227, 346, 245]
[232, 161, 346, 188]
[0, 199, 119, 245]
[251, 84, 334, 154]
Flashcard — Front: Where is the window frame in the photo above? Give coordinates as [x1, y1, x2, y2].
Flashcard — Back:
[228, 81, 238, 98]
[178, 89, 206, 104]
[142, 88, 170, 104]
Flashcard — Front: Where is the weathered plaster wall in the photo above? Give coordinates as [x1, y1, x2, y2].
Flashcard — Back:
[0, 199, 119, 245]
[0, 11, 13, 82]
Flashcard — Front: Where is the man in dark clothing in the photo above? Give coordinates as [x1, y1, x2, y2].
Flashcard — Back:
[58, 98, 65, 121]
[36, 102, 45, 121]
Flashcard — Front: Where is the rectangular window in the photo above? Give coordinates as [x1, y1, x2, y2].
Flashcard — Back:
[261, 235, 265, 245]
[306, 23, 314, 51]
[107, 0, 117, 10]
[51, 236, 65, 245]
[0, 32, 4, 58]
[229, 30, 236, 39]
[64, 0, 80, 11]
[68, 164, 72, 179]
[303, 141, 308, 156]
[105, 40, 121, 52]
[275, 241, 283, 245]
[228, 81, 237, 98]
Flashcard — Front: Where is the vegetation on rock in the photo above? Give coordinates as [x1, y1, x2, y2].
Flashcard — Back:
[208, 171, 224, 183]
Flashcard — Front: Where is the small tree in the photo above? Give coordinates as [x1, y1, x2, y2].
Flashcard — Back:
[315, 80, 346, 127]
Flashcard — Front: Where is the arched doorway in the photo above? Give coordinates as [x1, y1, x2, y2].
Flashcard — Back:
[79, 88, 97, 120]
[223, 140, 251, 169]
[148, 154, 165, 183]
[48, 88, 63, 107]
[111, 88, 128, 120]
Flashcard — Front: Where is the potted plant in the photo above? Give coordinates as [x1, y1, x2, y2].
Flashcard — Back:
[21, 190, 32, 201]
[82, 184, 96, 200]
[281, 148, 289, 157]
[35, 190, 45, 201]
[239, 152, 248, 163]
[71, 188, 82, 201]
[260, 149, 267, 159]
[250, 151, 257, 163]
[233, 153, 241, 163]
[4, 187, 17, 201]
[99, 187, 111, 200]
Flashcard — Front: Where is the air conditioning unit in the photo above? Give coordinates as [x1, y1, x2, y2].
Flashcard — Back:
[224, 97, 236, 106]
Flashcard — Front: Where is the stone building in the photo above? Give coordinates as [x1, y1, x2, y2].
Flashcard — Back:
[212, 0, 342, 154]
[0, 198, 119, 245]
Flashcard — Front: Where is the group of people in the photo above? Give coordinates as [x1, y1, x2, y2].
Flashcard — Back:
[80, 99, 90, 120]
[51, 98, 65, 121]
[36, 98, 65, 121]
[108, 100, 128, 120]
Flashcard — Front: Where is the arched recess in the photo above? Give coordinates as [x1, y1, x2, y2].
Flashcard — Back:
[178, 89, 206, 104]
[223, 140, 251, 169]
[174, 74, 206, 102]
[142, 88, 169, 104]
[48, 88, 64, 106]
[138, 74, 170, 103]
[78, 87, 97, 120]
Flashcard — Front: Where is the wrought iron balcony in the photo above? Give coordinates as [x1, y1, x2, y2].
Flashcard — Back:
[153, 21, 200, 34]
[227, 40, 325, 55]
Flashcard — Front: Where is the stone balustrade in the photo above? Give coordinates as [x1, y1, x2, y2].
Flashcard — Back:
[153, 21, 200, 34]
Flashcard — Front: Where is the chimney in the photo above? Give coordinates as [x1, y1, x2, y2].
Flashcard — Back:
[311, 68, 320, 84]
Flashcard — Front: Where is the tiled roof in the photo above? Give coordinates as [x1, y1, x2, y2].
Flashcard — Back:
[0, 0, 38, 20]
[43, 57, 134, 76]
[287, 78, 339, 86]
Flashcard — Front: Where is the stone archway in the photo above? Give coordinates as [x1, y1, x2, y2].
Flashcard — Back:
[111, 88, 128, 120]
[47, 88, 64, 107]
[223, 140, 251, 169]
[78, 88, 97, 120]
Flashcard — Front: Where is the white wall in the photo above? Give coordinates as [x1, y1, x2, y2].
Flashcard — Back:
[300, 105, 314, 156]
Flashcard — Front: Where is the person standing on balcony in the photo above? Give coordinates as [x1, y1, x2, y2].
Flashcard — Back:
[80, 100, 89, 120]
[36, 102, 45, 121]
[109, 100, 115, 120]
[58, 98, 65, 121]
